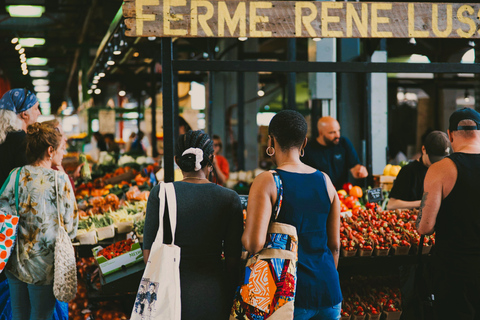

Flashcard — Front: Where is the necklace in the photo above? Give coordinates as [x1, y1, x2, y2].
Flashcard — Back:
[182, 177, 207, 180]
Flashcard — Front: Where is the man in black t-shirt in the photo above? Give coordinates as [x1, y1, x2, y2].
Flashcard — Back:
[387, 131, 451, 210]
[302, 116, 368, 189]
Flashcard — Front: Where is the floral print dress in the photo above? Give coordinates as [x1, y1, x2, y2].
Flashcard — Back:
[0, 165, 78, 285]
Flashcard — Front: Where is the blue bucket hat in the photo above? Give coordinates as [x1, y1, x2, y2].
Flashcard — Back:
[0, 88, 38, 114]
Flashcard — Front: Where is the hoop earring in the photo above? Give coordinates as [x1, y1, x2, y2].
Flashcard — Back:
[300, 149, 304, 157]
[266, 146, 275, 157]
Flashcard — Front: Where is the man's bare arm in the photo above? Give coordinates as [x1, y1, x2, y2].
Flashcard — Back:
[415, 192, 428, 230]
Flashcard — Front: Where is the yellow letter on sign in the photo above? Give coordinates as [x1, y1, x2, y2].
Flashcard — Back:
[136, 0, 159, 36]
[191, 1, 214, 36]
[346, 3, 368, 37]
[249, 2, 272, 37]
[295, 2, 317, 37]
[432, 4, 452, 38]
[218, 2, 247, 37]
[371, 3, 392, 38]
[408, 3, 429, 37]
[164, 0, 187, 36]
[456, 5, 476, 38]
[321, 2, 344, 37]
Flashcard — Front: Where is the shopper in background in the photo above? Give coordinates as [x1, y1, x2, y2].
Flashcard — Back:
[0, 122, 78, 320]
[104, 133, 120, 159]
[125, 132, 136, 153]
[243, 110, 342, 320]
[178, 116, 192, 135]
[92, 132, 107, 152]
[0, 88, 40, 187]
[129, 130, 146, 155]
[416, 108, 480, 320]
[210, 134, 229, 186]
[387, 131, 451, 210]
[143, 130, 243, 320]
[302, 116, 368, 189]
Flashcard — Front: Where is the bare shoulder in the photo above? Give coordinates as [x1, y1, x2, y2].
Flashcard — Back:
[426, 157, 457, 181]
[251, 171, 276, 188]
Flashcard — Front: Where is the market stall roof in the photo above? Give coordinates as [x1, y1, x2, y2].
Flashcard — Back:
[0, 0, 122, 113]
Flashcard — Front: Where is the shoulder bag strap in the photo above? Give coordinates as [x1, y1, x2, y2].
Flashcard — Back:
[55, 171, 64, 229]
[154, 182, 167, 244]
[164, 183, 177, 244]
[14, 167, 22, 214]
[269, 170, 283, 222]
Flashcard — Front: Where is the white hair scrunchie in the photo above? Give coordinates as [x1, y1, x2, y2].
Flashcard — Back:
[182, 147, 204, 171]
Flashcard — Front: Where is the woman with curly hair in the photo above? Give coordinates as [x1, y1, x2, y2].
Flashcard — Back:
[0, 122, 78, 320]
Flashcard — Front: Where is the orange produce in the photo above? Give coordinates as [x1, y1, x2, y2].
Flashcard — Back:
[349, 186, 363, 198]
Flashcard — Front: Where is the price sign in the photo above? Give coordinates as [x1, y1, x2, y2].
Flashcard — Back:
[367, 187, 384, 203]
[239, 195, 248, 210]
[98, 110, 116, 134]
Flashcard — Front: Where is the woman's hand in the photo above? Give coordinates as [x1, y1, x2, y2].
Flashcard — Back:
[242, 172, 277, 255]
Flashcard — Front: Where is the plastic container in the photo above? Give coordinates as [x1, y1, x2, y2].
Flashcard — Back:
[76, 230, 98, 245]
[96, 224, 115, 241]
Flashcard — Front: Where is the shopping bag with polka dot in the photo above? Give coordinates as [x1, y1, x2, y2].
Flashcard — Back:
[0, 168, 22, 274]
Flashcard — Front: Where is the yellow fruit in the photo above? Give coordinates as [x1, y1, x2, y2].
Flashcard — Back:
[337, 190, 347, 196]
[383, 164, 392, 176]
[389, 165, 401, 177]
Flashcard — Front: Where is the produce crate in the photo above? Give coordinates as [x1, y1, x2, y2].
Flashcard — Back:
[96, 224, 115, 241]
[392, 244, 411, 255]
[358, 248, 373, 257]
[366, 313, 380, 320]
[341, 316, 351, 320]
[76, 230, 98, 245]
[341, 248, 358, 257]
[351, 314, 366, 320]
[374, 247, 390, 256]
[115, 221, 134, 234]
[382, 310, 402, 320]
[92, 241, 143, 277]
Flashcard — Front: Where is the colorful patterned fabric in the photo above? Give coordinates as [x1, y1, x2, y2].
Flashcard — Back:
[231, 171, 298, 320]
[0, 166, 78, 285]
[0, 168, 21, 273]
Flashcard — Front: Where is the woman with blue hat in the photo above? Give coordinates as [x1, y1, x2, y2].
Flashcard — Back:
[0, 88, 41, 187]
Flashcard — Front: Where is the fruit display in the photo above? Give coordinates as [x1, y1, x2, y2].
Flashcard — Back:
[96, 239, 134, 261]
[341, 276, 402, 320]
[340, 207, 435, 256]
[383, 164, 401, 177]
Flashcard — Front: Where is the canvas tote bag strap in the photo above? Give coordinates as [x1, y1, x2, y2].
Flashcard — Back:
[164, 183, 177, 244]
[54, 171, 64, 229]
[14, 167, 22, 214]
[155, 182, 167, 244]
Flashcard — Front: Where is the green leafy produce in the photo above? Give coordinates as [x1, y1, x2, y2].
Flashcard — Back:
[135, 219, 145, 236]
[79, 154, 91, 180]
[78, 219, 95, 231]
[91, 214, 114, 228]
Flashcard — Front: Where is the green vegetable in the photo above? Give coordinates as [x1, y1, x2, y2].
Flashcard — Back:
[79, 154, 91, 180]
[135, 219, 145, 236]
[91, 214, 114, 228]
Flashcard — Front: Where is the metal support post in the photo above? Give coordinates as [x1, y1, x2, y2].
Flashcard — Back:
[150, 60, 158, 158]
[287, 38, 296, 110]
[237, 71, 245, 171]
[162, 37, 175, 182]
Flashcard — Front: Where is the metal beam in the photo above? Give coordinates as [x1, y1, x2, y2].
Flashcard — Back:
[173, 60, 480, 74]
[162, 37, 175, 183]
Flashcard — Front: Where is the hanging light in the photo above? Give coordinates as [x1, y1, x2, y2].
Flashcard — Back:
[119, 90, 126, 97]
[465, 89, 471, 103]
[94, 88, 101, 94]
[99, 72, 106, 78]
[238, 37, 248, 41]
[113, 34, 121, 55]
[18, 48, 25, 54]
[11, 38, 18, 44]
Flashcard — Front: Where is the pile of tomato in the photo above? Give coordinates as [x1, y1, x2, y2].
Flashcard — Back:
[97, 239, 134, 260]
[340, 207, 435, 255]
[341, 277, 402, 319]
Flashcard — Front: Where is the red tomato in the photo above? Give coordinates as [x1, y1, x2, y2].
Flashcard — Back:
[343, 183, 353, 193]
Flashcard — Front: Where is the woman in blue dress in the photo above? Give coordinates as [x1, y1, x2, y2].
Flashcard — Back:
[242, 110, 343, 320]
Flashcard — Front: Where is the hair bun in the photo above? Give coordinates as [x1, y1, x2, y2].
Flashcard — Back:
[179, 153, 196, 172]
[27, 123, 42, 135]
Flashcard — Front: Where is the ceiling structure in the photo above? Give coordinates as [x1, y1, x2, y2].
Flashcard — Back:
[0, 0, 122, 114]
[0, 0, 476, 115]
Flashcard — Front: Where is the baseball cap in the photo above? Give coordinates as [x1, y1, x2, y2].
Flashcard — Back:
[449, 107, 480, 132]
[424, 131, 451, 164]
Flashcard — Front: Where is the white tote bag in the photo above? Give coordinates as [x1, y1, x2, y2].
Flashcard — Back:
[53, 171, 78, 302]
[131, 182, 181, 320]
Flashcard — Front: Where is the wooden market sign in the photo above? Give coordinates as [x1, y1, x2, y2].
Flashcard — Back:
[123, 1, 480, 39]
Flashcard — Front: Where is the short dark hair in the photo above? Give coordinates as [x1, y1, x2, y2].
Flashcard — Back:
[26, 122, 62, 164]
[268, 110, 307, 151]
[175, 130, 214, 172]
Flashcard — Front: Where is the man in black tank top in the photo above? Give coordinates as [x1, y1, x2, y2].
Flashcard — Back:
[416, 108, 480, 320]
